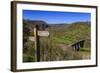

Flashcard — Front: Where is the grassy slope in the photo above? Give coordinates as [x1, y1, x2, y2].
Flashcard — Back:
[48, 22, 91, 60]
[49, 22, 90, 46]
[23, 21, 91, 62]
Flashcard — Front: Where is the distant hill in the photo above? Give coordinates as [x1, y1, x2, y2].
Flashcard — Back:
[23, 20, 49, 30]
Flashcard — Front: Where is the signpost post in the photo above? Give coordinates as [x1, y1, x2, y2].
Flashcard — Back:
[34, 25, 40, 62]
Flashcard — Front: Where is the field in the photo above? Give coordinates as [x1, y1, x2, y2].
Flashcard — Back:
[23, 20, 91, 62]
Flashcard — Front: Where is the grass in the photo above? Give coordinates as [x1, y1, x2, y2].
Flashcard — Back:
[23, 53, 35, 62]
[79, 48, 91, 59]
[80, 48, 90, 52]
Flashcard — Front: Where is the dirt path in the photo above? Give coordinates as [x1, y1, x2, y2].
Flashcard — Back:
[57, 44, 90, 60]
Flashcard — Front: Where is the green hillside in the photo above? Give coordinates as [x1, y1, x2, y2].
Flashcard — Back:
[23, 20, 91, 62]
[49, 22, 90, 47]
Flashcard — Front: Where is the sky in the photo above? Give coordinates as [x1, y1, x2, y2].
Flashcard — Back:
[23, 10, 91, 24]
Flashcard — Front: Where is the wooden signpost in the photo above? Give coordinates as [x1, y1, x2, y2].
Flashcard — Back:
[33, 25, 50, 62]
[29, 36, 35, 41]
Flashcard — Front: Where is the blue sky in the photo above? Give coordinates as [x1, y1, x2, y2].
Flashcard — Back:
[23, 10, 91, 24]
